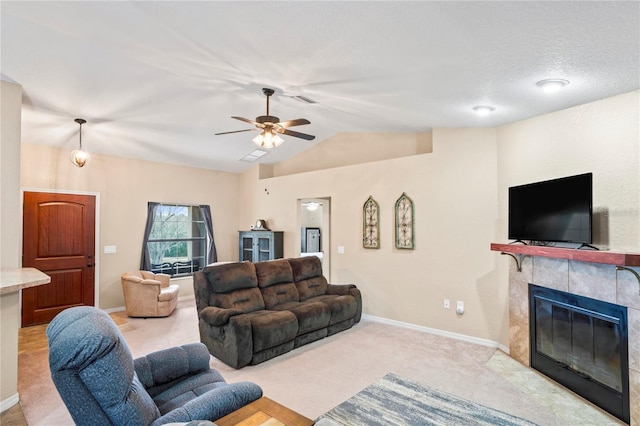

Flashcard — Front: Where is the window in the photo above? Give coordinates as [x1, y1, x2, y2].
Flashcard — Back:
[140, 203, 217, 277]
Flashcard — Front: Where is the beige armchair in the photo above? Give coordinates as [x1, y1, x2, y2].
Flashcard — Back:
[121, 271, 179, 317]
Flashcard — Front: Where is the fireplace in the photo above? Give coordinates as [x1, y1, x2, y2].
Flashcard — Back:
[529, 284, 630, 423]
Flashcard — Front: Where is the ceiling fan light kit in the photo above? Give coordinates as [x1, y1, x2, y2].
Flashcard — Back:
[253, 131, 284, 149]
[216, 87, 315, 149]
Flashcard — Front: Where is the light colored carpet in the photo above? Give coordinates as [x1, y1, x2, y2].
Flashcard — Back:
[17, 298, 622, 425]
[317, 373, 538, 425]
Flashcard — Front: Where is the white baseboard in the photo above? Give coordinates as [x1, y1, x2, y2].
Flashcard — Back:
[103, 305, 125, 314]
[0, 393, 19, 413]
[361, 314, 509, 354]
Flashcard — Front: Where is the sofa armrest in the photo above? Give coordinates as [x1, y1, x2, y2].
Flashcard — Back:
[327, 284, 362, 323]
[326, 283, 356, 295]
[134, 343, 213, 390]
[154, 273, 171, 288]
[140, 279, 162, 286]
[199, 306, 244, 326]
[152, 381, 263, 425]
[122, 275, 143, 284]
[198, 312, 253, 368]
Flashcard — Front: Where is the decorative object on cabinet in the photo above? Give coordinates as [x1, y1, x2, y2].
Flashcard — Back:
[395, 193, 414, 249]
[363, 196, 380, 249]
[239, 231, 283, 262]
[254, 219, 269, 230]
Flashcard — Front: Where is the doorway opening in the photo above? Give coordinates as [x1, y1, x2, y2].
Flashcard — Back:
[298, 197, 330, 279]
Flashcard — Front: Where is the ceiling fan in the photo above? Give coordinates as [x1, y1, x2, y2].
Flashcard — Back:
[215, 88, 315, 148]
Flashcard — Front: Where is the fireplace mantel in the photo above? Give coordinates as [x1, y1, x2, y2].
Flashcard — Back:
[490, 243, 640, 267]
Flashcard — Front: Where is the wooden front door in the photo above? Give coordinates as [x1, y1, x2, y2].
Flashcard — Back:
[22, 192, 96, 326]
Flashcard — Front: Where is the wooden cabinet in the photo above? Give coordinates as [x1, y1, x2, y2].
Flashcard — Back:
[239, 231, 283, 262]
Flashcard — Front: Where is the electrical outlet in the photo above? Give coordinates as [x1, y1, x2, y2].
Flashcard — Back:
[456, 301, 465, 314]
[443, 299, 450, 309]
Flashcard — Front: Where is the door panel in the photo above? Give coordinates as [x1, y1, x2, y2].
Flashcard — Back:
[22, 192, 96, 326]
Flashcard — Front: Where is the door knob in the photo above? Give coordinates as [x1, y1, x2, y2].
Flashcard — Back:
[87, 263, 93, 267]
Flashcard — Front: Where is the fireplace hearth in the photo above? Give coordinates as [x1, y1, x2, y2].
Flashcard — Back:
[529, 284, 629, 423]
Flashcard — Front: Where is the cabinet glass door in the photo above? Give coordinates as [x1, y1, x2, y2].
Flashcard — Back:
[257, 236, 271, 261]
[241, 236, 254, 261]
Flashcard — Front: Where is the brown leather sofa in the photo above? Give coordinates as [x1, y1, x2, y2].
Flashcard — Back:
[193, 256, 362, 368]
[121, 271, 179, 317]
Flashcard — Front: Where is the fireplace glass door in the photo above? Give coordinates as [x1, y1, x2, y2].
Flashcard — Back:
[529, 284, 629, 423]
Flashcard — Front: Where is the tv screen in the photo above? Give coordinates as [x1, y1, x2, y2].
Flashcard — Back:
[508, 173, 593, 244]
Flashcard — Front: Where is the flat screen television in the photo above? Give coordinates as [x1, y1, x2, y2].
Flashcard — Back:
[508, 173, 593, 244]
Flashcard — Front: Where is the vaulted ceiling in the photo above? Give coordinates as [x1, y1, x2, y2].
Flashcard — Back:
[2, 1, 639, 173]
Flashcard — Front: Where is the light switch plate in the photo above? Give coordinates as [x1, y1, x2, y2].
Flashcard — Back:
[104, 245, 117, 254]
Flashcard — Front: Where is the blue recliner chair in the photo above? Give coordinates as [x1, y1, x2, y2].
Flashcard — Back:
[46, 306, 263, 425]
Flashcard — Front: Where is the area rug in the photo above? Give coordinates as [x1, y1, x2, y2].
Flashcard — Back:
[316, 373, 538, 426]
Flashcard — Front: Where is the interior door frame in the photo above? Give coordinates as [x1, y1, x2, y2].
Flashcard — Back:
[20, 187, 101, 309]
[297, 197, 331, 279]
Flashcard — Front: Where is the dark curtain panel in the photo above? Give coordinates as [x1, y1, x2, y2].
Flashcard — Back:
[140, 202, 160, 270]
[200, 205, 217, 265]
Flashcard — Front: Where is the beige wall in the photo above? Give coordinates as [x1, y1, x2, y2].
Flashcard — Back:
[272, 132, 433, 177]
[240, 129, 503, 342]
[1, 81, 23, 407]
[20, 144, 241, 309]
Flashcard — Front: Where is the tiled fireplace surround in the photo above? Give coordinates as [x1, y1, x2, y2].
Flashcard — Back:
[507, 255, 640, 425]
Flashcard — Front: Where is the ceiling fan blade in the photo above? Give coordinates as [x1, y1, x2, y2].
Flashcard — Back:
[279, 118, 310, 128]
[214, 129, 256, 136]
[231, 116, 260, 126]
[282, 129, 316, 140]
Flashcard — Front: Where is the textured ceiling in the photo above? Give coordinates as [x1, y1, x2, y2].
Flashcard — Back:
[2, 1, 639, 173]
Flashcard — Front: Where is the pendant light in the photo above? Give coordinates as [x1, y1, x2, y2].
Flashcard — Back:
[70, 118, 90, 167]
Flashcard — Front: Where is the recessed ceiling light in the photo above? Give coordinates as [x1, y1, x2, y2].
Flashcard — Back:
[536, 79, 569, 93]
[472, 105, 495, 116]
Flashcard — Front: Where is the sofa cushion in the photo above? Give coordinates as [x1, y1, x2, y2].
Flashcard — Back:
[255, 259, 293, 287]
[158, 285, 179, 302]
[151, 371, 229, 415]
[289, 256, 323, 281]
[306, 294, 357, 325]
[295, 276, 329, 301]
[211, 287, 265, 313]
[204, 262, 258, 293]
[246, 310, 298, 353]
[256, 259, 300, 309]
[274, 301, 330, 334]
[260, 283, 300, 309]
